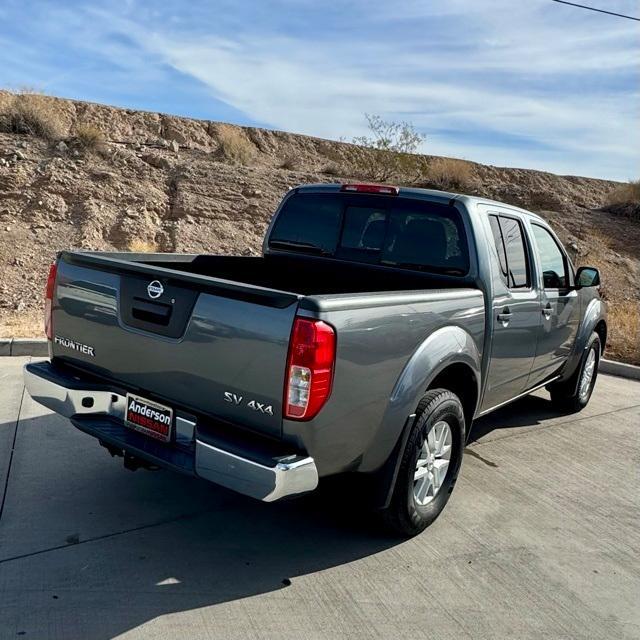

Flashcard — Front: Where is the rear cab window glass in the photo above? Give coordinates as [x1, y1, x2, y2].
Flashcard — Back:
[269, 192, 470, 275]
[341, 207, 387, 251]
[270, 194, 342, 254]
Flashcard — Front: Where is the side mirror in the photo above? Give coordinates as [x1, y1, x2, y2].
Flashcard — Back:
[575, 266, 600, 288]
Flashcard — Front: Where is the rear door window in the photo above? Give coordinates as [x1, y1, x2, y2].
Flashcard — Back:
[499, 216, 529, 288]
[487, 214, 530, 288]
[489, 215, 509, 284]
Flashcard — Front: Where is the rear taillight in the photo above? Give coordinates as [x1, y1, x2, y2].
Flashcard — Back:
[44, 262, 57, 340]
[340, 183, 399, 195]
[285, 318, 336, 420]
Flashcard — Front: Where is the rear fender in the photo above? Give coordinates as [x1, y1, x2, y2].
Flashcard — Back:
[359, 325, 481, 476]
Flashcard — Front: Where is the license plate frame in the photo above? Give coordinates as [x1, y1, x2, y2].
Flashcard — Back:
[125, 393, 174, 443]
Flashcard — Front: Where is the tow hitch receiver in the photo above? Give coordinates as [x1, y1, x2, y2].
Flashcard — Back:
[123, 453, 160, 472]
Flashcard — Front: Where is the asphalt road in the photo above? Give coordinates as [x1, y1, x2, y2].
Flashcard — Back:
[1, 356, 639, 640]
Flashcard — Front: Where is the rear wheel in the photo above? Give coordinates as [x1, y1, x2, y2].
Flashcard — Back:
[550, 332, 600, 413]
[381, 389, 465, 537]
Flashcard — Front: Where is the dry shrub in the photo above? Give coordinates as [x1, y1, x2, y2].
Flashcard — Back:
[0, 91, 65, 141]
[127, 238, 158, 253]
[322, 162, 342, 176]
[605, 180, 640, 206]
[279, 153, 298, 170]
[604, 180, 640, 221]
[528, 191, 563, 212]
[0, 313, 43, 338]
[217, 125, 255, 165]
[425, 158, 474, 192]
[73, 123, 105, 152]
[607, 301, 640, 365]
[350, 114, 427, 182]
[347, 147, 427, 183]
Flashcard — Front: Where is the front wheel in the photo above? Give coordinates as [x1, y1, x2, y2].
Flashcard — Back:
[550, 332, 601, 413]
[381, 389, 465, 537]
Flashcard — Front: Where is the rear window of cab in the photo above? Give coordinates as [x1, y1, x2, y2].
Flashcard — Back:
[269, 193, 470, 276]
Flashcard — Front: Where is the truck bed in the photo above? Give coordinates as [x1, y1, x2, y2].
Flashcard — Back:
[105, 252, 474, 296]
[50, 250, 483, 448]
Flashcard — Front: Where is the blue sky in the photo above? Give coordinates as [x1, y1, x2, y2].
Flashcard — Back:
[1, 0, 638, 180]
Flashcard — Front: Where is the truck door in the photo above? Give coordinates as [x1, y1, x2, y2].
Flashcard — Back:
[481, 213, 541, 411]
[482, 213, 540, 410]
[527, 223, 581, 385]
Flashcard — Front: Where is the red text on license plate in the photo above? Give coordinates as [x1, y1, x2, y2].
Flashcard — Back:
[125, 393, 173, 442]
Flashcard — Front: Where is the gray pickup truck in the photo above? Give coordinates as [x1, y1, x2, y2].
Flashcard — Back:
[24, 182, 606, 536]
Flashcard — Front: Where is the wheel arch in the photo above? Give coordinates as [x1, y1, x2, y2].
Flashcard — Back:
[427, 361, 479, 427]
[560, 297, 607, 382]
[359, 325, 481, 508]
[594, 318, 607, 355]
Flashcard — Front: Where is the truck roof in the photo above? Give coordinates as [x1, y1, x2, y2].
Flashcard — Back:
[294, 183, 545, 222]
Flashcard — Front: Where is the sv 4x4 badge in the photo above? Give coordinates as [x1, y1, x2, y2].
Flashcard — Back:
[224, 392, 274, 416]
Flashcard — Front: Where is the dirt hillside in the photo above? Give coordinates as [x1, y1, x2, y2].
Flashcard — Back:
[0, 91, 638, 363]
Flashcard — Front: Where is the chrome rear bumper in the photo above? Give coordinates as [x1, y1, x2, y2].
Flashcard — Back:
[23, 362, 318, 502]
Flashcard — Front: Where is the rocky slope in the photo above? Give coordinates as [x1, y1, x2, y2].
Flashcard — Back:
[0, 92, 638, 363]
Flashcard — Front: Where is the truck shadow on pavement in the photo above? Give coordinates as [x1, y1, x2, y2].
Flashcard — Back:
[0, 394, 558, 638]
[0, 415, 403, 639]
[468, 393, 561, 444]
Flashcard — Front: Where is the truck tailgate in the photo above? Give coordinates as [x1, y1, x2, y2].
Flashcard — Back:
[50, 252, 301, 437]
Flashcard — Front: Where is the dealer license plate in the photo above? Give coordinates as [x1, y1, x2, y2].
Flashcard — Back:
[125, 393, 173, 443]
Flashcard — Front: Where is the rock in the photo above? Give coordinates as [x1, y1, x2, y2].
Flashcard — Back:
[18, 141, 28, 148]
[243, 187, 262, 197]
[15, 301, 26, 312]
[170, 140, 180, 153]
[14, 151, 25, 160]
[56, 140, 68, 153]
[141, 153, 171, 170]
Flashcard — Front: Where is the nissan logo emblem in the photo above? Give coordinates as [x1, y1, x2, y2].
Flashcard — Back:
[147, 280, 164, 299]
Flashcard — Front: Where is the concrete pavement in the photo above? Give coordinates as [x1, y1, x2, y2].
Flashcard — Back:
[0, 356, 639, 639]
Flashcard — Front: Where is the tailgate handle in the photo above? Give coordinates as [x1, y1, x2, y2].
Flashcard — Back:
[131, 297, 172, 326]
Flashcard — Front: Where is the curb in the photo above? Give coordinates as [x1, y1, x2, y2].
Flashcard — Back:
[0, 338, 48, 357]
[1, 339, 639, 381]
[600, 358, 640, 381]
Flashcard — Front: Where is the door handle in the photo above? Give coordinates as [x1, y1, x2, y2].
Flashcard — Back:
[542, 303, 553, 319]
[497, 307, 512, 324]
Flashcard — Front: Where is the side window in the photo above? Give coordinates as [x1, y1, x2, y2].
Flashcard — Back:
[496, 215, 529, 288]
[531, 224, 568, 289]
[489, 215, 509, 285]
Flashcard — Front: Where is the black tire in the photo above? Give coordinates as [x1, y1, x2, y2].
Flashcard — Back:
[550, 332, 601, 413]
[381, 389, 465, 537]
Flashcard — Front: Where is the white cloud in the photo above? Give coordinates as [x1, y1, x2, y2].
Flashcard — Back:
[8, 0, 639, 180]
[125, 25, 639, 179]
